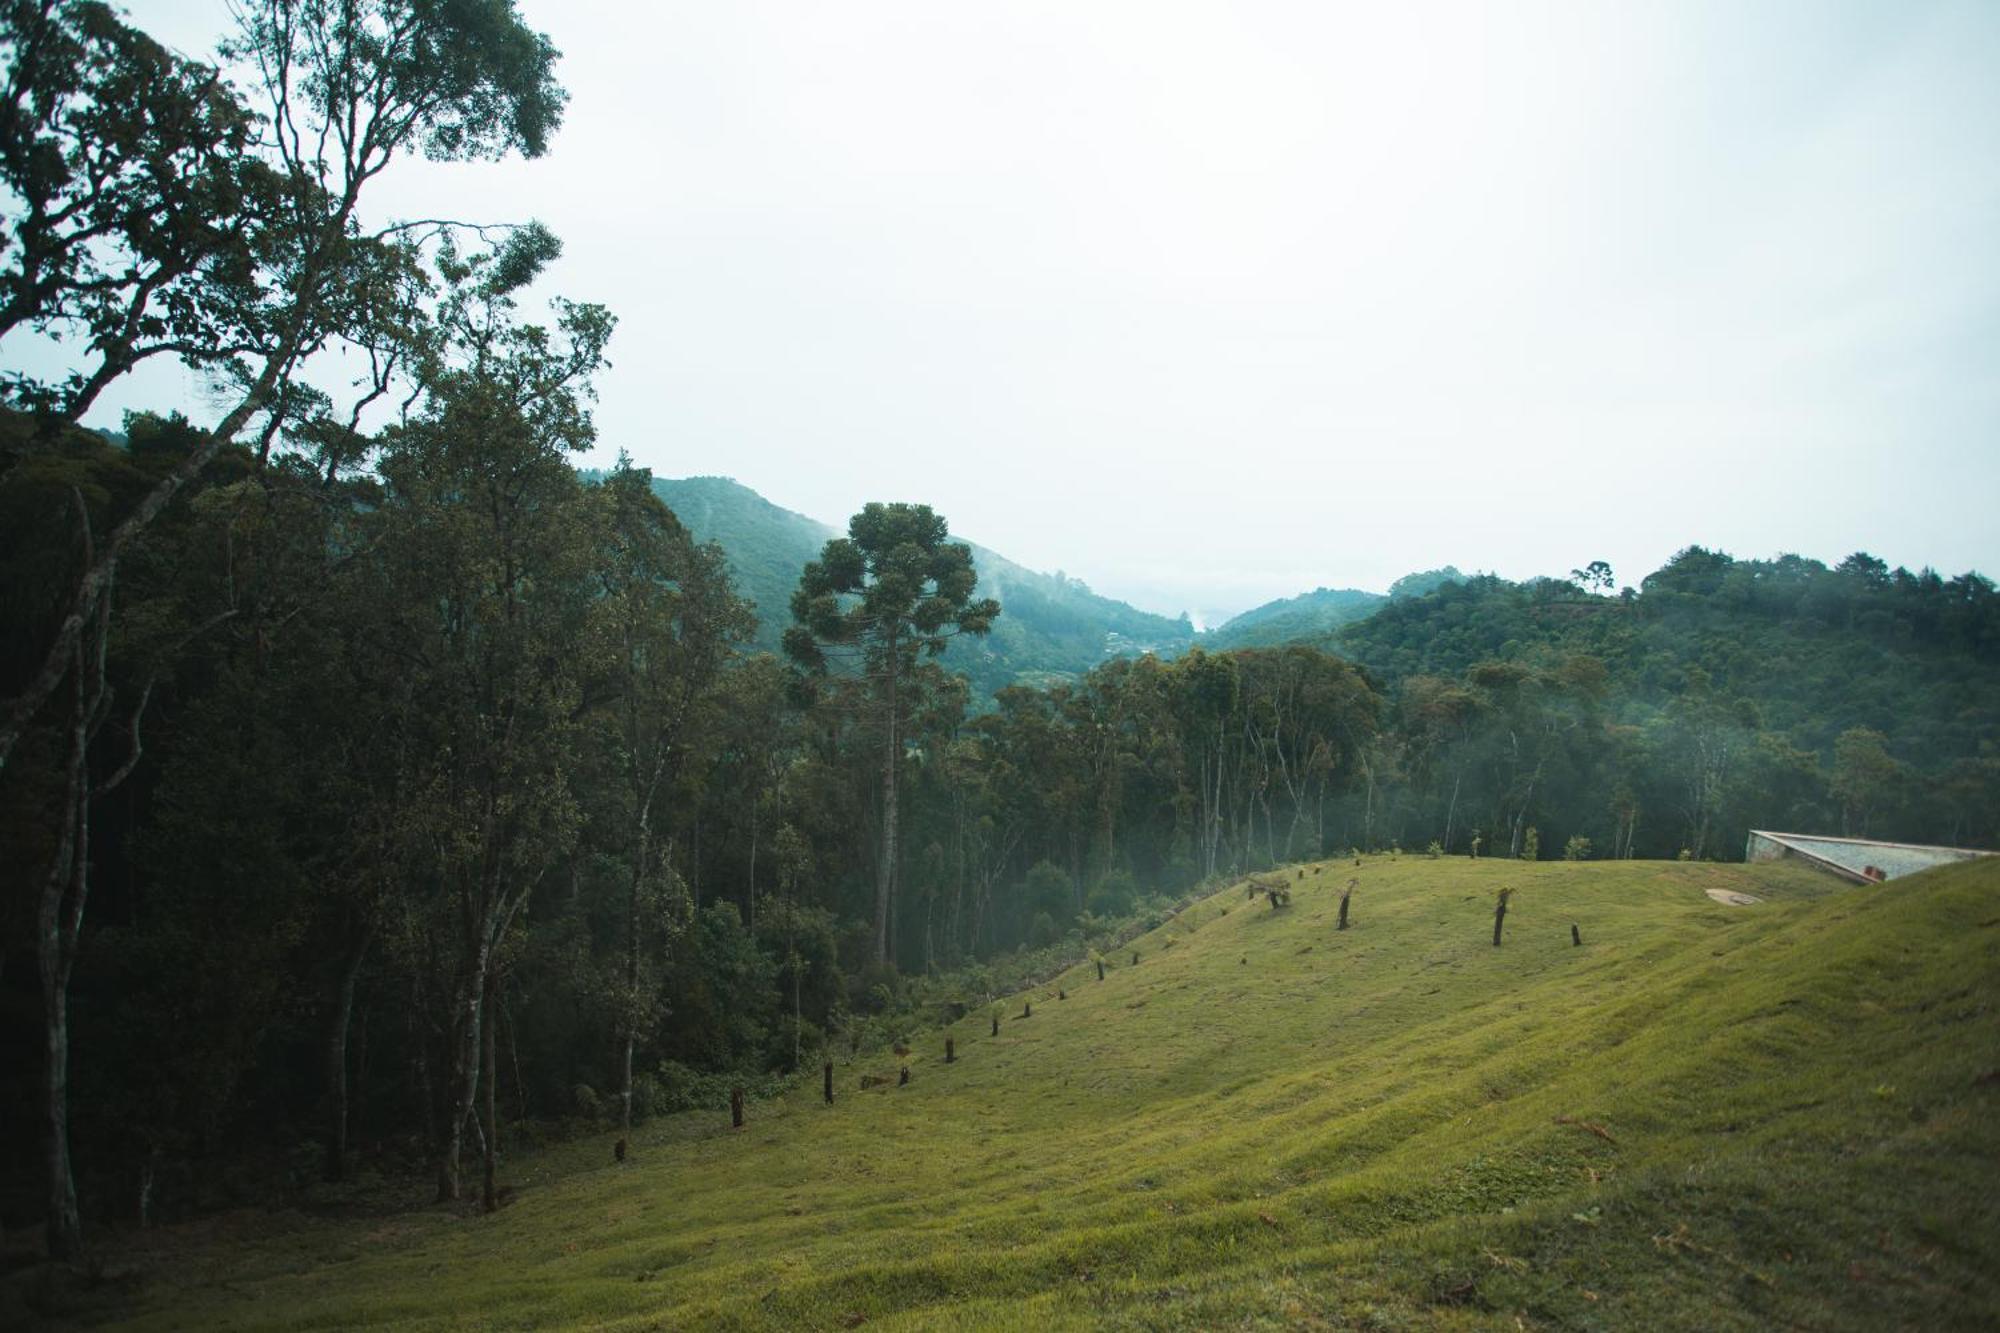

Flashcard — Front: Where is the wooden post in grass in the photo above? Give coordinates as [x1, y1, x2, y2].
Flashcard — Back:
[899, 1067, 910, 1087]
[1493, 887, 1513, 947]
[992, 1012, 1000, 1037]
[1058, 988, 1066, 1000]
[731, 1086, 745, 1129]
[1132, 951, 1139, 966]
[1571, 923, 1582, 947]
[823, 1061, 834, 1105]
[945, 1036, 955, 1063]
[1021, 999, 1032, 1019]
[1097, 959, 1105, 981]
[1338, 880, 1354, 930]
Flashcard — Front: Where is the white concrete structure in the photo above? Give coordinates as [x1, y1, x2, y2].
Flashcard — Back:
[1744, 830, 1995, 883]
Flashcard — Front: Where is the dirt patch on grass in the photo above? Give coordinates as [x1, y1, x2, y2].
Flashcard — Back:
[1705, 888, 1762, 906]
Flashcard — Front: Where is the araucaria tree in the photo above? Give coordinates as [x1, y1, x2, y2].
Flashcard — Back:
[784, 504, 998, 966]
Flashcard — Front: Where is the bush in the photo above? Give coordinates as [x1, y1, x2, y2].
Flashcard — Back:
[1028, 911, 1060, 948]
[1086, 869, 1138, 917]
[1024, 860, 1073, 921]
[1563, 835, 1592, 861]
[1426, 840, 1443, 859]
[652, 1060, 792, 1115]
[1521, 827, 1540, 861]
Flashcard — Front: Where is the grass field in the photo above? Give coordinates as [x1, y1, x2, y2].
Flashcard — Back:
[46, 855, 2000, 1330]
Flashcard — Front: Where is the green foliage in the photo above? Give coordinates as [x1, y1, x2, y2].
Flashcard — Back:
[1024, 860, 1073, 921]
[1086, 869, 1139, 917]
[1563, 834, 1593, 860]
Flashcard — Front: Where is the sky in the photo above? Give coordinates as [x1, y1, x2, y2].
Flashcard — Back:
[60, 2, 2000, 624]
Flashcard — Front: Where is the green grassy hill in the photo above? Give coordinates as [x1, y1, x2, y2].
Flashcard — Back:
[69, 857, 2000, 1330]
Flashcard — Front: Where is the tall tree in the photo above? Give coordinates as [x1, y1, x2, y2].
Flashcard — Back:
[586, 460, 750, 1137]
[783, 504, 997, 967]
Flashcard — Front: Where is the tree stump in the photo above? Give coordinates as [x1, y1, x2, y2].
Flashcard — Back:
[945, 1036, 956, 1063]
[614, 1137, 627, 1163]
[1571, 923, 1582, 947]
[1493, 887, 1513, 947]
[1021, 1000, 1032, 1019]
[899, 1066, 910, 1086]
[823, 1061, 834, 1105]
[731, 1086, 745, 1129]
[1097, 959, 1105, 981]
[1058, 988, 1066, 1000]
[992, 1013, 1000, 1037]
[1338, 884, 1352, 931]
[1132, 951, 1139, 966]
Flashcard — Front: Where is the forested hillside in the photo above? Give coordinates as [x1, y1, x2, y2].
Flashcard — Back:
[1324, 551, 2000, 859]
[1201, 584, 1384, 649]
[646, 475, 1195, 694]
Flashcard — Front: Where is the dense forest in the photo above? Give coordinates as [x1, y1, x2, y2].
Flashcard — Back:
[2, 0, 1997, 1269]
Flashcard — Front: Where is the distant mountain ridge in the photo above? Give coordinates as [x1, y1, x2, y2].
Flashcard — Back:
[645, 475, 1195, 696]
[1200, 585, 1386, 649]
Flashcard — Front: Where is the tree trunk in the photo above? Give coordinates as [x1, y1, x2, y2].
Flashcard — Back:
[439, 941, 490, 1203]
[875, 645, 900, 966]
[39, 941, 82, 1263]
[323, 926, 372, 1183]
[1443, 771, 1461, 854]
[620, 856, 642, 1137]
[36, 635, 89, 1263]
[746, 800, 759, 932]
[480, 972, 500, 1213]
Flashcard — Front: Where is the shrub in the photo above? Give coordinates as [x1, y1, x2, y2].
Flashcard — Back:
[1426, 840, 1444, 859]
[1024, 860, 1073, 921]
[1521, 827, 1540, 861]
[1563, 835, 1592, 861]
[1086, 869, 1138, 917]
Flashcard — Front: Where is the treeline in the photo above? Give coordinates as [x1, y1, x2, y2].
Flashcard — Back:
[1331, 552, 2000, 857]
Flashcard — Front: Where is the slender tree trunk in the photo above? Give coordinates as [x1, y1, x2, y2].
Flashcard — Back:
[875, 648, 899, 967]
[746, 800, 759, 932]
[324, 926, 372, 1183]
[620, 856, 642, 1138]
[439, 937, 490, 1203]
[480, 972, 500, 1213]
[36, 632, 89, 1263]
[1443, 771, 1461, 853]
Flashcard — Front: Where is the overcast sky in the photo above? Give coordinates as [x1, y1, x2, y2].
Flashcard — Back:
[90, 2, 2000, 623]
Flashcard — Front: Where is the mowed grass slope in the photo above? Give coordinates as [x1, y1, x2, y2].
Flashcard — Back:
[86, 856, 2000, 1331]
